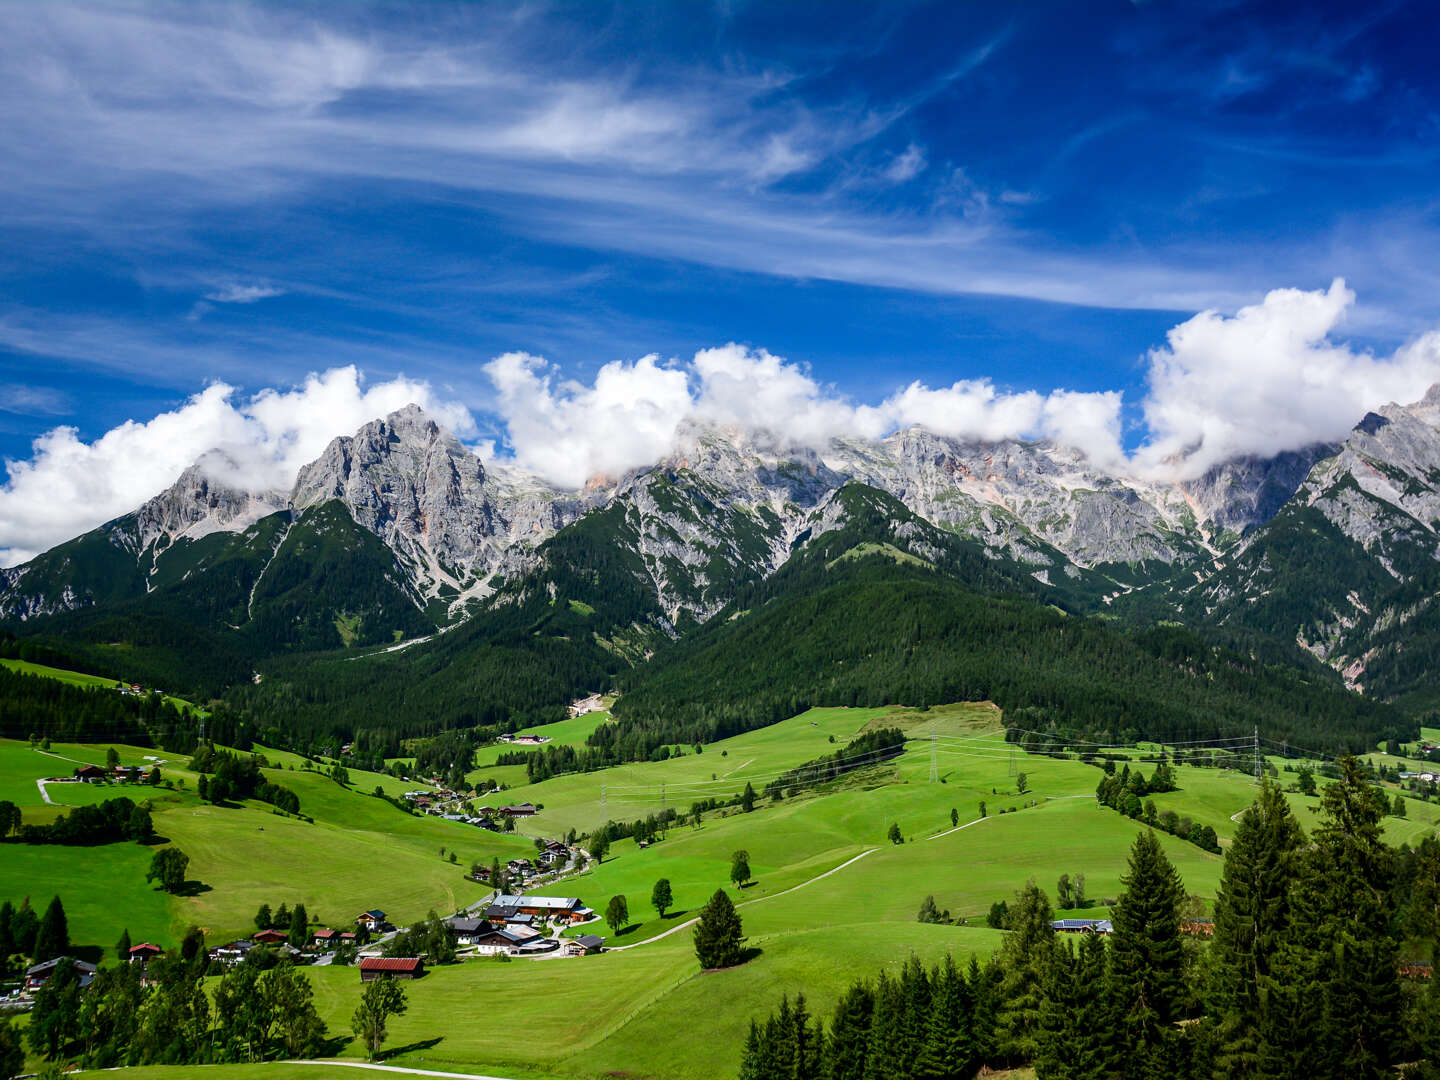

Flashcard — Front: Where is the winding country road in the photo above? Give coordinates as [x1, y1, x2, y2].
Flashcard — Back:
[288, 1061, 520, 1080]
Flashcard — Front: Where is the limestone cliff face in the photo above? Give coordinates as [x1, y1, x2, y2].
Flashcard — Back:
[290, 404, 595, 615]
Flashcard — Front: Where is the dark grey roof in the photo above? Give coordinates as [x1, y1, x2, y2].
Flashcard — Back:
[446, 916, 489, 934]
[26, 956, 97, 977]
[574, 934, 605, 949]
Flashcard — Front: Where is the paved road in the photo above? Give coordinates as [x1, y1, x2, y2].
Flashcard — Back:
[608, 846, 880, 951]
[288, 1060, 520, 1080]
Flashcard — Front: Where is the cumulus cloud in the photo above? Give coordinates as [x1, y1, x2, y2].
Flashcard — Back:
[483, 343, 1124, 488]
[1135, 278, 1440, 478]
[0, 366, 472, 566]
[482, 352, 692, 489]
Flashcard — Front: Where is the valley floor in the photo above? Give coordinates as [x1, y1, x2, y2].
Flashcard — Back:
[4, 704, 1433, 1080]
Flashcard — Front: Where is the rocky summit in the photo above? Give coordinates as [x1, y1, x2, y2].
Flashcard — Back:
[9, 390, 1440, 701]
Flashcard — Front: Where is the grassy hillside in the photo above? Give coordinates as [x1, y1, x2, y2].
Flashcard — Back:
[0, 737, 535, 945]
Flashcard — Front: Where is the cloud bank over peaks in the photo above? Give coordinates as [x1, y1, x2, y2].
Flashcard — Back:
[1136, 278, 1440, 479]
[0, 367, 473, 566]
[481, 342, 1125, 487]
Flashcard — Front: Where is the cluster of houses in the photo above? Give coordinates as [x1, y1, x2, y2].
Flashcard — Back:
[1050, 917, 1216, 937]
[433, 894, 601, 961]
[69, 763, 148, 784]
[1399, 770, 1440, 783]
[20, 943, 165, 996]
[402, 790, 539, 832]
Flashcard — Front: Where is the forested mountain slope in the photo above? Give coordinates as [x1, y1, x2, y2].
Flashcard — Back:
[612, 486, 1407, 755]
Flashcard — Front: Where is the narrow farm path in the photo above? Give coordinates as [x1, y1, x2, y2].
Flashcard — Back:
[608, 846, 879, 951]
[35, 778, 54, 804]
[287, 1061, 520, 1080]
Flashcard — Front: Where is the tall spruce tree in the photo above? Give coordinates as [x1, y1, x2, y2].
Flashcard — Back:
[826, 982, 874, 1080]
[1037, 930, 1117, 1080]
[915, 953, 973, 1079]
[1109, 830, 1188, 1080]
[1205, 777, 1302, 1079]
[32, 895, 69, 965]
[996, 882, 1056, 1064]
[1279, 757, 1402, 1080]
[693, 888, 745, 970]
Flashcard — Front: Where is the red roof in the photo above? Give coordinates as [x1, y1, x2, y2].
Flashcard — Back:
[253, 929, 288, 943]
[129, 943, 162, 955]
[359, 957, 423, 973]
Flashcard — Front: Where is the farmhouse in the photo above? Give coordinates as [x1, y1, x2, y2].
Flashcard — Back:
[25, 957, 97, 991]
[210, 940, 256, 966]
[128, 943, 163, 965]
[1051, 919, 1114, 934]
[253, 928, 288, 944]
[356, 909, 389, 932]
[312, 928, 339, 948]
[73, 764, 105, 781]
[359, 957, 425, 981]
[564, 934, 606, 956]
[443, 916, 492, 946]
[489, 893, 585, 920]
[500, 802, 537, 817]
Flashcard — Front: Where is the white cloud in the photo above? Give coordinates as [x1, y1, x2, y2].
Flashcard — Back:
[482, 352, 692, 489]
[483, 343, 1124, 489]
[1134, 278, 1440, 478]
[882, 143, 927, 184]
[0, 384, 71, 416]
[0, 366, 472, 566]
[205, 282, 286, 304]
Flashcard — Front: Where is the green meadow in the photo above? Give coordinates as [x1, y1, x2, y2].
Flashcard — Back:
[7, 700, 1436, 1080]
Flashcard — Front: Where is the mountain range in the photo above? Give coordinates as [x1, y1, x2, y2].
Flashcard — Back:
[6, 389, 1440, 725]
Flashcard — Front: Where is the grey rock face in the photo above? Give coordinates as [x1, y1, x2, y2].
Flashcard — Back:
[290, 404, 596, 615]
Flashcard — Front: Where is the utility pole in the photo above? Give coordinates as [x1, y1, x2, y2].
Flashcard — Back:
[661, 782, 666, 812]
[1254, 724, 1262, 785]
[198, 717, 205, 745]
[601, 785, 606, 808]
[929, 726, 938, 783]
[1010, 744, 1017, 778]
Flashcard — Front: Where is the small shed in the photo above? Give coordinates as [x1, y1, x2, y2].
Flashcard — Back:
[359, 956, 425, 981]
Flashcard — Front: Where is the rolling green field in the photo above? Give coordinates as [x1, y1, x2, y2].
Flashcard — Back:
[0, 657, 204, 714]
[0, 736, 537, 946]
[9, 701, 1437, 1080]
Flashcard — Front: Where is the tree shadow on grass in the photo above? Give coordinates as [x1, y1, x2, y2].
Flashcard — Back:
[383, 1036, 444, 1061]
[615, 923, 642, 937]
[72, 944, 104, 966]
[174, 879, 212, 897]
[662, 909, 689, 921]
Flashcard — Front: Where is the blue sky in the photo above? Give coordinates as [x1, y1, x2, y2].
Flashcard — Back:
[2, 0, 1440, 560]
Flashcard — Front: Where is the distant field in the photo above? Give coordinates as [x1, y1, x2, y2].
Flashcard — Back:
[0, 657, 204, 714]
[0, 736, 536, 946]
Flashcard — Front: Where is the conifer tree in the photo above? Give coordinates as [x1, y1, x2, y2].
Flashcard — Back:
[1109, 830, 1187, 1079]
[915, 953, 973, 1079]
[693, 888, 745, 969]
[32, 895, 69, 965]
[116, 927, 131, 963]
[1206, 778, 1302, 1079]
[826, 982, 874, 1080]
[996, 882, 1056, 1064]
[1279, 757, 1402, 1080]
[862, 971, 904, 1080]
